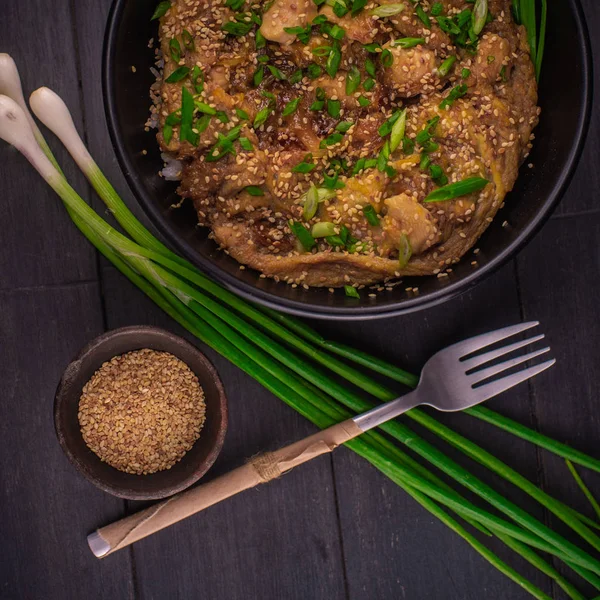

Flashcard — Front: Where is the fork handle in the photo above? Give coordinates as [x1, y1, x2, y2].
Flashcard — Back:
[87, 418, 363, 558]
[353, 390, 420, 432]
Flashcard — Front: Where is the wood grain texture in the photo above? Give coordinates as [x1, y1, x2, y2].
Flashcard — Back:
[0, 0, 598, 599]
[0, 0, 98, 289]
[0, 285, 133, 600]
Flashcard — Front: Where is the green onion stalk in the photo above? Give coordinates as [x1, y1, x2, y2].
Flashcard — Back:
[0, 60, 598, 597]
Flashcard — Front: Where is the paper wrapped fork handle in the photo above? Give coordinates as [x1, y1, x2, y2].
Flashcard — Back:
[88, 418, 363, 558]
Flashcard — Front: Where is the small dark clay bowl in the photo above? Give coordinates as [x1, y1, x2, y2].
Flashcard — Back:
[54, 326, 228, 500]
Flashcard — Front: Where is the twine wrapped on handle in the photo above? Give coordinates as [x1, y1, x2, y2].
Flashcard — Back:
[89, 419, 363, 558]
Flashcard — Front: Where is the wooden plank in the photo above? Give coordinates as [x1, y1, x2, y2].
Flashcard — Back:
[0, 284, 133, 599]
[323, 263, 556, 599]
[516, 215, 600, 520]
[0, 0, 98, 289]
[99, 267, 348, 600]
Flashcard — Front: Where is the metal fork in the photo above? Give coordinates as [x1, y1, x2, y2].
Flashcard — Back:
[355, 321, 554, 431]
[88, 322, 554, 558]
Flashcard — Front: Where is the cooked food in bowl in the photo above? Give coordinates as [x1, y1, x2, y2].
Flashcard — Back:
[153, 0, 539, 288]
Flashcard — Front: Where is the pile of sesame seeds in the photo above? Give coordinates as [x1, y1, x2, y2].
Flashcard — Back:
[78, 349, 206, 475]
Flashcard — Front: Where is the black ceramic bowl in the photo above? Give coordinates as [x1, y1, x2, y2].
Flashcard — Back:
[54, 326, 228, 500]
[103, 1, 592, 320]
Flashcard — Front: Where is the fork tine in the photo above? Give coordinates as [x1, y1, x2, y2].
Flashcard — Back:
[463, 334, 546, 371]
[454, 322, 540, 358]
[469, 347, 551, 385]
[472, 359, 556, 402]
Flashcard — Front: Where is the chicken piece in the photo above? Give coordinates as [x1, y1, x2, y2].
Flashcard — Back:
[380, 193, 440, 255]
[260, 0, 318, 45]
[383, 45, 438, 97]
[468, 33, 512, 85]
[319, 5, 379, 44]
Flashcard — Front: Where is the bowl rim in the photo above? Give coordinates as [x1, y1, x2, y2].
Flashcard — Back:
[102, 0, 593, 321]
[54, 325, 228, 500]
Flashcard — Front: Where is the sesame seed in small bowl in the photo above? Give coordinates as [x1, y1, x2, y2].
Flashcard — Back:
[54, 326, 228, 500]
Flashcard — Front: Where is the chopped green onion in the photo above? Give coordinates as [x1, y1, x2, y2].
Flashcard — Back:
[377, 140, 390, 171]
[311, 221, 337, 237]
[292, 159, 316, 173]
[169, 39, 182, 63]
[194, 101, 217, 115]
[389, 108, 407, 152]
[235, 108, 250, 120]
[239, 137, 254, 151]
[180, 87, 199, 146]
[392, 37, 425, 48]
[303, 184, 320, 220]
[253, 107, 272, 128]
[253, 66, 264, 86]
[151, 1, 171, 20]
[326, 43, 342, 77]
[472, 0, 489, 35]
[225, 0, 245, 9]
[182, 29, 195, 51]
[267, 65, 286, 80]
[381, 49, 393, 68]
[358, 95, 371, 107]
[335, 121, 353, 133]
[163, 124, 173, 145]
[416, 116, 440, 145]
[245, 186, 264, 196]
[344, 285, 360, 298]
[437, 55, 457, 77]
[378, 110, 402, 137]
[346, 65, 361, 95]
[365, 58, 376, 78]
[363, 204, 380, 226]
[363, 77, 375, 91]
[320, 132, 344, 147]
[191, 65, 204, 93]
[431, 2, 444, 16]
[310, 100, 325, 111]
[255, 29, 267, 49]
[439, 83, 468, 109]
[429, 164, 448, 186]
[370, 3, 405, 17]
[461, 68, 471, 79]
[415, 4, 431, 28]
[424, 176, 489, 202]
[196, 114, 212, 134]
[289, 220, 316, 250]
[323, 22, 346, 40]
[289, 69, 304, 84]
[221, 20, 254, 36]
[398, 234, 412, 267]
[363, 42, 381, 53]
[165, 66, 190, 83]
[284, 25, 312, 44]
[312, 45, 333, 57]
[327, 99, 341, 118]
[215, 110, 230, 123]
[282, 97, 302, 117]
[403, 136, 415, 154]
[307, 63, 323, 79]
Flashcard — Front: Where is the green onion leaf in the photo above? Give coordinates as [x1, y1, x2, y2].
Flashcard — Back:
[424, 176, 489, 202]
[307, 63, 323, 79]
[398, 234, 412, 267]
[363, 204, 380, 226]
[326, 43, 342, 77]
[415, 4, 431, 28]
[437, 55, 456, 77]
[403, 136, 415, 154]
[165, 66, 190, 83]
[194, 101, 217, 115]
[363, 42, 381, 53]
[289, 220, 316, 250]
[472, 0, 489, 35]
[282, 97, 302, 116]
[381, 49, 394, 68]
[431, 2, 444, 16]
[358, 95, 371, 107]
[320, 132, 344, 147]
[267, 65, 286, 80]
[163, 123, 174, 145]
[289, 69, 304, 84]
[253, 66, 265, 87]
[245, 186, 264, 196]
[346, 65, 361, 95]
[461, 67, 471, 79]
[182, 29, 195, 51]
[439, 82, 468, 109]
[255, 30, 267, 49]
[389, 108, 407, 152]
[191, 65, 204, 93]
[239, 137, 254, 151]
[311, 221, 337, 237]
[292, 160, 316, 173]
[365, 58, 376, 78]
[327, 99, 341, 118]
[363, 77, 375, 91]
[378, 110, 402, 137]
[180, 87, 199, 146]
[392, 37, 425, 48]
[169, 39, 182, 63]
[335, 121, 353, 133]
[344, 285, 360, 298]
[225, 0, 245, 9]
[303, 184, 320, 220]
[310, 100, 325, 111]
[253, 107, 272, 128]
[222, 20, 253, 36]
[151, 1, 171, 20]
[235, 108, 250, 120]
[196, 114, 212, 134]
[370, 3, 405, 17]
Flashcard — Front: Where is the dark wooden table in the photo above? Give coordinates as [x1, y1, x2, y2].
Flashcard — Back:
[1, 2, 598, 599]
